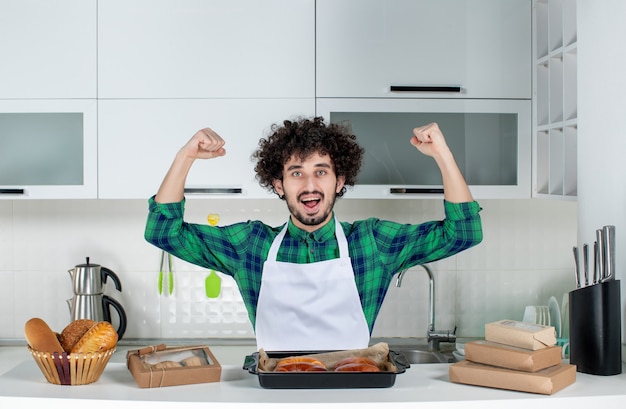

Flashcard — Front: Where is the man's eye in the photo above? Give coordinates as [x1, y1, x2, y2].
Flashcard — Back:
[292, 171, 301, 177]
[317, 170, 327, 176]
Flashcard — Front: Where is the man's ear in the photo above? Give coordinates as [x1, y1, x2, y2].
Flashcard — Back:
[336, 175, 346, 194]
[273, 179, 284, 196]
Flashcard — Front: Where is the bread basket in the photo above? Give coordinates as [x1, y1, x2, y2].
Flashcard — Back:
[28, 346, 115, 385]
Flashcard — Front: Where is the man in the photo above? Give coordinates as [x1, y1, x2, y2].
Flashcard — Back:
[145, 117, 482, 351]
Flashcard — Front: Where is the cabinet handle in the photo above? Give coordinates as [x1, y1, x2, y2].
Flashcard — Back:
[0, 188, 25, 195]
[184, 187, 243, 195]
[390, 188, 444, 194]
[390, 85, 462, 93]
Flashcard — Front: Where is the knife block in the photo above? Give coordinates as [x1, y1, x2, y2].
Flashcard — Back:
[569, 280, 622, 375]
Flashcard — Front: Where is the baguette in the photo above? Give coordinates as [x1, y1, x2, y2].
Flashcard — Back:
[24, 317, 64, 353]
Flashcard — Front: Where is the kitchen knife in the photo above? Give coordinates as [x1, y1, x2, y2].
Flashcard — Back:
[595, 229, 604, 284]
[573, 246, 581, 288]
[583, 243, 589, 286]
[602, 225, 615, 282]
[593, 241, 599, 284]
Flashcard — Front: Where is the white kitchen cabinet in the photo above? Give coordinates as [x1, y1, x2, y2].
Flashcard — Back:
[0, 0, 96, 99]
[533, 0, 577, 199]
[316, 0, 531, 100]
[0, 100, 98, 199]
[317, 98, 531, 199]
[98, 99, 315, 199]
[97, 0, 314, 99]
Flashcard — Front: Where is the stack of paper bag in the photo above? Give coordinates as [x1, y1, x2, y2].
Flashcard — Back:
[449, 320, 576, 395]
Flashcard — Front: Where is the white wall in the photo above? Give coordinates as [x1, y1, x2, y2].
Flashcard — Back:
[577, 0, 626, 350]
[0, 197, 576, 341]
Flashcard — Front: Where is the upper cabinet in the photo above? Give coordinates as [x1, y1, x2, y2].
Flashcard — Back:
[96, 0, 316, 199]
[533, 0, 577, 199]
[0, 0, 97, 199]
[0, 0, 97, 99]
[316, 0, 531, 99]
[98, 98, 314, 199]
[0, 99, 98, 199]
[97, 0, 315, 99]
[317, 98, 531, 199]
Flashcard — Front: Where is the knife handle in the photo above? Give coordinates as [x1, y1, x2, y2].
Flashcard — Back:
[583, 243, 589, 286]
[593, 241, 600, 284]
[596, 230, 604, 283]
[602, 225, 616, 281]
[573, 246, 581, 288]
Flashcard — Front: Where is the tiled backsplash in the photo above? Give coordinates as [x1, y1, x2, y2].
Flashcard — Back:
[0, 198, 577, 341]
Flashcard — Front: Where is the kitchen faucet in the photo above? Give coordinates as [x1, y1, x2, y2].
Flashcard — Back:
[396, 264, 456, 351]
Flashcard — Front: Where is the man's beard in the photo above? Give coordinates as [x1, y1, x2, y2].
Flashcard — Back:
[284, 190, 338, 227]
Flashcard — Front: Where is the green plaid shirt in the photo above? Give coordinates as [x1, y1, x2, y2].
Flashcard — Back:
[145, 197, 482, 331]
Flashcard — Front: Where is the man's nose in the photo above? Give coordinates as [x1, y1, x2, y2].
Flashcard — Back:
[303, 174, 316, 190]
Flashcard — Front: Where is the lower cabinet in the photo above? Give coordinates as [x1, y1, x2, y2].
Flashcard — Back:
[97, 99, 315, 199]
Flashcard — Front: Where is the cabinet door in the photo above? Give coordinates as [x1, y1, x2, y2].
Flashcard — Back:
[317, 98, 531, 199]
[98, 0, 314, 99]
[316, 0, 531, 99]
[0, 0, 96, 98]
[0, 100, 97, 199]
[98, 99, 315, 199]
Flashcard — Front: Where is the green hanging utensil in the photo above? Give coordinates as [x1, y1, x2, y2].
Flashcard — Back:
[205, 213, 222, 298]
[205, 270, 221, 298]
[158, 250, 174, 295]
[158, 250, 165, 295]
[167, 252, 174, 295]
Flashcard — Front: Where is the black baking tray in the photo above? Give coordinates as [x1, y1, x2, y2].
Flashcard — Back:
[242, 350, 410, 389]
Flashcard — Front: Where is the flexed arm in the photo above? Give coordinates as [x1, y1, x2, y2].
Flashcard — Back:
[410, 123, 474, 203]
[155, 128, 226, 203]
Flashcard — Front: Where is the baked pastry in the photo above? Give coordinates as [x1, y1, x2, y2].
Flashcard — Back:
[274, 356, 327, 372]
[71, 321, 118, 353]
[334, 356, 380, 372]
[334, 363, 380, 372]
[275, 362, 327, 372]
[59, 319, 96, 353]
[181, 356, 206, 367]
[153, 360, 183, 369]
[24, 317, 64, 353]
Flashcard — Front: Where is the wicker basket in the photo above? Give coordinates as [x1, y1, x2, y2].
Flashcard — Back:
[28, 346, 115, 385]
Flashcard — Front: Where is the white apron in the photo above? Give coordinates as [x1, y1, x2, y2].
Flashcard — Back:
[255, 218, 370, 351]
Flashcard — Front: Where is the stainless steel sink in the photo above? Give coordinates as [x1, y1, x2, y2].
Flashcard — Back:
[390, 346, 457, 364]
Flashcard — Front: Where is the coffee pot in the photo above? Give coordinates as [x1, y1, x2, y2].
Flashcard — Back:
[66, 257, 127, 339]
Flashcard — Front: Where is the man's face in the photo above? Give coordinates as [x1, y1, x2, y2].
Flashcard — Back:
[273, 152, 345, 232]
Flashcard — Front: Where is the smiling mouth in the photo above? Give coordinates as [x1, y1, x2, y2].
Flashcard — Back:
[300, 195, 322, 211]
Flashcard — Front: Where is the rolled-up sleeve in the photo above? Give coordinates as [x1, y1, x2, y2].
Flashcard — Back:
[442, 200, 483, 251]
[144, 196, 187, 252]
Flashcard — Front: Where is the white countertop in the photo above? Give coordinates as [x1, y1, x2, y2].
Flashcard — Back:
[2, 345, 626, 408]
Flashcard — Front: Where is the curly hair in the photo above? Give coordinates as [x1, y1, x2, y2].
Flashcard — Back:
[252, 116, 364, 197]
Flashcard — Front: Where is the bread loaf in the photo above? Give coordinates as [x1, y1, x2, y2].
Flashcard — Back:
[59, 319, 96, 353]
[24, 317, 64, 353]
[71, 321, 118, 353]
